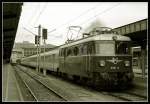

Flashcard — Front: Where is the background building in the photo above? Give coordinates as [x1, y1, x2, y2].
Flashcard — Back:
[10, 41, 56, 61]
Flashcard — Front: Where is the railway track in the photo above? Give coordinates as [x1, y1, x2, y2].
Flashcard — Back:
[14, 66, 66, 101]
[15, 65, 147, 101]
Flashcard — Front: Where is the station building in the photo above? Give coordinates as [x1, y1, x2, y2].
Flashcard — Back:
[10, 41, 56, 61]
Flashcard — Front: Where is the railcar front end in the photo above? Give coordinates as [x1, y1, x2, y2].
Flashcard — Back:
[91, 40, 134, 89]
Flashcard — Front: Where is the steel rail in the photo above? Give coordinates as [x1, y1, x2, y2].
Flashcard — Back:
[14, 67, 38, 101]
[15, 65, 68, 101]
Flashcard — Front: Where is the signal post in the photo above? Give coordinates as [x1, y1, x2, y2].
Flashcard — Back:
[35, 25, 41, 73]
[42, 28, 47, 76]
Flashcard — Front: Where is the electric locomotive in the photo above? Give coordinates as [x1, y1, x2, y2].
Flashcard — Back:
[21, 27, 134, 89]
[59, 27, 134, 89]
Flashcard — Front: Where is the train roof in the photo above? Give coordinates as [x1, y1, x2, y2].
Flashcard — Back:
[21, 33, 131, 60]
[60, 34, 131, 48]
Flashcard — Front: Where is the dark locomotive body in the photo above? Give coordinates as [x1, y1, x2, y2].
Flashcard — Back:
[21, 27, 134, 89]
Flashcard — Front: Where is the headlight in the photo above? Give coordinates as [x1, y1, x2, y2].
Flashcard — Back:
[124, 61, 130, 66]
[99, 60, 105, 66]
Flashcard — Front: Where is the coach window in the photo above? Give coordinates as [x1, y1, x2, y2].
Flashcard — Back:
[71, 48, 73, 56]
[80, 44, 86, 55]
[74, 47, 79, 56]
[64, 48, 66, 57]
[83, 44, 87, 55]
[63, 48, 66, 57]
[60, 49, 63, 56]
[67, 48, 71, 56]
[62, 48, 65, 57]
[59, 49, 61, 56]
[70, 47, 73, 56]
[72, 47, 74, 56]
[79, 45, 83, 55]
[61, 48, 64, 56]
[80, 45, 83, 55]
[87, 43, 93, 54]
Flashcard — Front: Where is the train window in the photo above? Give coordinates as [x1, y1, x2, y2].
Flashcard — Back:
[80, 45, 84, 55]
[74, 47, 79, 56]
[79, 45, 83, 55]
[116, 41, 130, 54]
[59, 49, 61, 56]
[95, 41, 115, 56]
[70, 47, 73, 56]
[87, 42, 95, 54]
[80, 42, 95, 55]
[63, 48, 66, 57]
[67, 48, 72, 56]
[61, 49, 64, 56]
[61, 48, 66, 57]
[83, 45, 87, 55]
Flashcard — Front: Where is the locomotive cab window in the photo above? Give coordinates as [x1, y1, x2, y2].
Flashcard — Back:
[95, 41, 115, 56]
[115, 41, 130, 55]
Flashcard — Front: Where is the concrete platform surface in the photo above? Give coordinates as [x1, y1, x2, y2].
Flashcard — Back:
[2, 64, 23, 102]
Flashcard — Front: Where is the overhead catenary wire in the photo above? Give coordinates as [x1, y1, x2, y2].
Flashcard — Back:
[22, 3, 121, 42]
[33, 3, 47, 26]
[79, 3, 121, 26]
[55, 3, 121, 40]
[23, 27, 37, 36]
[48, 3, 120, 36]
[65, 3, 121, 40]
[28, 3, 41, 27]
[47, 3, 102, 33]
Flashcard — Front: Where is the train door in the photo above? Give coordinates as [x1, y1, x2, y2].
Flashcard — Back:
[83, 44, 90, 73]
[86, 42, 94, 73]
[63, 48, 66, 72]
[59, 48, 66, 72]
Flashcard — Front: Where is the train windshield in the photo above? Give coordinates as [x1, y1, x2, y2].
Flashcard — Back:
[115, 41, 130, 55]
[95, 41, 115, 56]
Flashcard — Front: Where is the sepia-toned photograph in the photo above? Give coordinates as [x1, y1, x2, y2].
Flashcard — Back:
[2, 2, 148, 102]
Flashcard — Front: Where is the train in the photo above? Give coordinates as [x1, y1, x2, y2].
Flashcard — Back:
[10, 58, 21, 65]
[10, 58, 17, 65]
[20, 27, 134, 89]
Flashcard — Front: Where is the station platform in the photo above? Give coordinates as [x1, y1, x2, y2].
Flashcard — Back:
[2, 64, 23, 102]
[133, 68, 148, 78]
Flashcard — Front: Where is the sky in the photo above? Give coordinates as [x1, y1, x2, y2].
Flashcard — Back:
[14, 2, 148, 46]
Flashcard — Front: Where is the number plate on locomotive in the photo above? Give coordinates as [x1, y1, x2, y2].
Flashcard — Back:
[110, 66, 119, 69]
